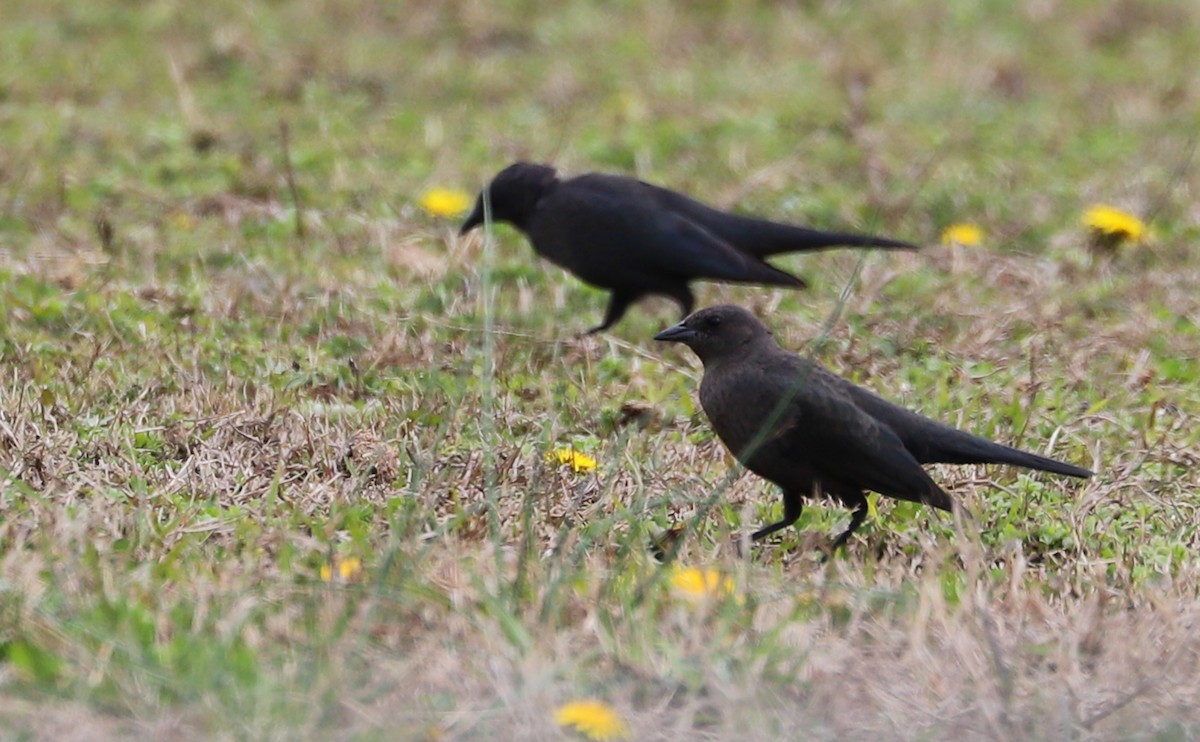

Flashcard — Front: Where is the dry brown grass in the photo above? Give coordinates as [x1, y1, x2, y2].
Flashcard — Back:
[2, 219, 1197, 739]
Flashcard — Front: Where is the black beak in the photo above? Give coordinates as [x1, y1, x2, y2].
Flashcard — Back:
[459, 199, 484, 235]
[654, 322, 697, 343]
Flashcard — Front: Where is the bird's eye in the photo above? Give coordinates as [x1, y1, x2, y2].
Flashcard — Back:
[705, 315, 722, 328]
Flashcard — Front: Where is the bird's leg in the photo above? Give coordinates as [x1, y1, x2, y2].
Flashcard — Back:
[750, 490, 803, 542]
[586, 291, 638, 334]
[828, 494, 869, 554]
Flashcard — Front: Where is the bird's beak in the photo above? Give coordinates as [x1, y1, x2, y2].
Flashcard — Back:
[653, 322, 697, 343]
[459, 199, 484, 235]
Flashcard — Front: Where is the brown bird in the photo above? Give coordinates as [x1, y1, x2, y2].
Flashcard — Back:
[654, 305, 1093, 551]
[460, 162, 917, 333]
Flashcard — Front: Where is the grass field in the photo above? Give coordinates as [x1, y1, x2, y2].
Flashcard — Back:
[2, 1, 1200, 739]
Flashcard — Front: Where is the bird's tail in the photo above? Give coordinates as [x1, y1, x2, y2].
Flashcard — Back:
[730, 221, 919, 258]
[845, 386, 1092, 479]
[927, 432, 1093, 478]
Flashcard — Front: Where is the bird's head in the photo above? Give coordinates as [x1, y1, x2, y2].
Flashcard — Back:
[654, 305, 774, 364]
[460, 162, 558, 234]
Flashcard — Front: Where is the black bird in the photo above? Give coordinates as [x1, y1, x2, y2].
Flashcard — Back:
[654, 305, 1093, 551]
[460, 162, 918, 333]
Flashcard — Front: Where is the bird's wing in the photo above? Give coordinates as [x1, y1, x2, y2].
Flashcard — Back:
[756, 356, 950, 508]
[533, 182, 804, 288]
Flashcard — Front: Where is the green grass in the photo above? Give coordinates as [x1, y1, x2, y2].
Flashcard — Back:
[2, 1, 1200, 739]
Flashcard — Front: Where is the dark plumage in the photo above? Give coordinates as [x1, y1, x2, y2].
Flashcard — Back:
[654, 305, 1093, 551]
[460, 162, 918, 333]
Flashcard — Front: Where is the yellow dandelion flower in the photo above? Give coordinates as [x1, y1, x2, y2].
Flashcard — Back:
[940, 223, 983, 247]
[553, 700, 630, 741]
[338, 557, 362, 580]
[419, 187, 472, 219]
[548, 448, 598, 473]
[320, 556, 363, 583]
[1083, 205, 1146, 243]
[669, 566, 734, 602]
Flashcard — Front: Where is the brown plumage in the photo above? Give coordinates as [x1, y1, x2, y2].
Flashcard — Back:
[655, 305, 1093, 551]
